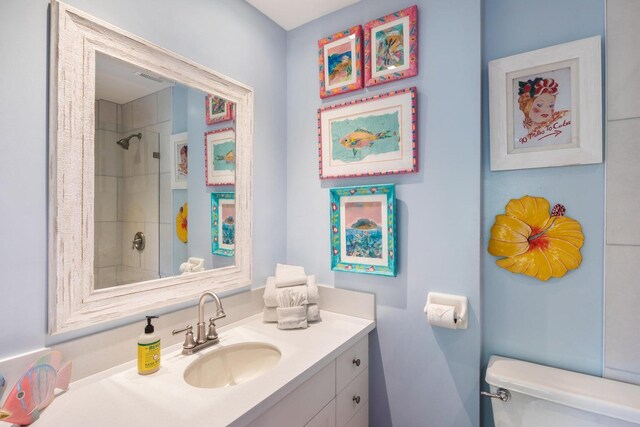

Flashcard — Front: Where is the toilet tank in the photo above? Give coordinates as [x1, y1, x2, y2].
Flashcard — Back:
[485, 356, 640, 427]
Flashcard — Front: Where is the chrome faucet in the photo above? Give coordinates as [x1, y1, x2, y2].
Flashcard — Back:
[172, 291, 226, 355]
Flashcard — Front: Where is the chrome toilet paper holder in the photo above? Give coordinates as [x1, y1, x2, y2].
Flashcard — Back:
[424, 292, 469, 330]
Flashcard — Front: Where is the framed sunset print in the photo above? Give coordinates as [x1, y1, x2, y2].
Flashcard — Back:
[364, 5, 418, 87]
[211, 192, 235, 257]
[318, 86, 417, 179]
[205, 94, 234, 125]
[489, 36, 602, 171]
[205, 127, 235, 186]
[318, 25, 363, 98]
[330, 184, 396, 276]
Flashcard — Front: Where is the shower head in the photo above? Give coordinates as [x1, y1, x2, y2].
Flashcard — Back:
[116, 133, 142, 150]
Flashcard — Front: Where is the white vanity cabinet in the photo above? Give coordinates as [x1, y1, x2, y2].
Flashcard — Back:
[248, 335, 369, 427]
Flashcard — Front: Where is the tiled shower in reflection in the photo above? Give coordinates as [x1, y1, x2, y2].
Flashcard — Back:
[94, 88, 173, 288]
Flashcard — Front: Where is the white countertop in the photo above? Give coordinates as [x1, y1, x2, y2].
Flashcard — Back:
[34, 311, 375, 427]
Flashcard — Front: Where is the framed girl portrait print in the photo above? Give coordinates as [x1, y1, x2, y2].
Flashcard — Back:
[170, 132, 188, 189]
[318, 25, 363, 98]
[330, 184, 396, 276]
[364, 5, 418, 87]
[489, 36, 602, 171]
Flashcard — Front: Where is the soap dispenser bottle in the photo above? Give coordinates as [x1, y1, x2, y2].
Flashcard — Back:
[138, 315, 160, 375]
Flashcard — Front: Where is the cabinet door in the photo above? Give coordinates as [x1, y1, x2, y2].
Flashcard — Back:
[345, 402, 368, 427]
[305, 399, 336, 427]
[336, 368, 368, 427]
[248, 361, 336, 427]
[336, 335, 368, 393]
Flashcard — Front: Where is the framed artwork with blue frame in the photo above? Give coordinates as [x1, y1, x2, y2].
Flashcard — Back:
[211, 192, 235, 256]
[330, 184, 396, 276]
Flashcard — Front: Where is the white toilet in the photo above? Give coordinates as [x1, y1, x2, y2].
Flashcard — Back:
[485, 355, 640, 426]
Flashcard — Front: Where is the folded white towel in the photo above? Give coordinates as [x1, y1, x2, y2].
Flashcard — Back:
[263, 304, 321, 323]
[263, 276, 319, 307]
[307, 304, 320, 322]
[276, 306, 307, 330]
[275, 263, 307, 288]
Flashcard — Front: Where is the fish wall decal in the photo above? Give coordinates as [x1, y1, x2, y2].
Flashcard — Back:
[0, 351, 72, 425]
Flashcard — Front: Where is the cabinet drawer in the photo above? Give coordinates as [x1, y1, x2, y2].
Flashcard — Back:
[336, 368, 368, 427]
[305, 399, 336, 427]
[345, 402, 368, 427]
[336, 335, 368, 393]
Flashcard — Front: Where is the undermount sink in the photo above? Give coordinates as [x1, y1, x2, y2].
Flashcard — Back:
[183, 342, 281, 389]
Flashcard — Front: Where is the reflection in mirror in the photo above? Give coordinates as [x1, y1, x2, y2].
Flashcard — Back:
[93, 53, 235, 290]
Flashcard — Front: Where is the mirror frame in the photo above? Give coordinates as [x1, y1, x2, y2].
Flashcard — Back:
[48, 1, 253, 334]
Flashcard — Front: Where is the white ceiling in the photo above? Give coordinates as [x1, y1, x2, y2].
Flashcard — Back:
[95, 53, 174, 105]
[246, 0, 361, 31]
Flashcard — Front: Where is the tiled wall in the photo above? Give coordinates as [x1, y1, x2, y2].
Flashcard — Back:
[94, 87, 173, 289]
[604, 0, 640, 385]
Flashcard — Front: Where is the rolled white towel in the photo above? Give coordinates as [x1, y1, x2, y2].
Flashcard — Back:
[263, 306, 277, 322]
[307, 304, 320, 322]
[276, 306, 308, 330]
[307, 276, 319, 305]
[264, 277, 312, 308]
[275, 263, 307, 288]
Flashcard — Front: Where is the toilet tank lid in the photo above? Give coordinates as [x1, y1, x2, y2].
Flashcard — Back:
[486, 355, 640, 424]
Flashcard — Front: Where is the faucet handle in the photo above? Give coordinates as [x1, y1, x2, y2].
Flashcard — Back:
[207, 318, 220, 341]
[172, 325, 196, 349]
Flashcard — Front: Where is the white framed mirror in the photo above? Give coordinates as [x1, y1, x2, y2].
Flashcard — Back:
[48, 0, 253, 334]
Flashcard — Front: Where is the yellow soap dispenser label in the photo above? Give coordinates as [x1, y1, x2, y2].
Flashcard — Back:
[137, 340, 160, 374]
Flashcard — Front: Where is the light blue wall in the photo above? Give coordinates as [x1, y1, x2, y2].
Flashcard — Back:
[481, 0, 605, 425]
[286, 1, 482, 425]
[0, 0, 287, 357]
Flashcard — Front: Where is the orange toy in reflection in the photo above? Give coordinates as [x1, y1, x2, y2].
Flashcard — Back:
[0, 351, 72, 425]
[176, 203, 188, 243]
[488, 196, 584, 281]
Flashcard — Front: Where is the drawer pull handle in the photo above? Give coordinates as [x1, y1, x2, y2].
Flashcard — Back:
[353, 395, 361, 404]
[352, 358, 361, 367]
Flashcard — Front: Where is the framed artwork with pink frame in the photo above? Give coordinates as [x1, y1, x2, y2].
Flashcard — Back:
[364, 5, 418, 87]
[205, 127, 235, 186]
[318, 25, 363, 98]
[318, 86, 417, 179]
[205, 94, 234, 125]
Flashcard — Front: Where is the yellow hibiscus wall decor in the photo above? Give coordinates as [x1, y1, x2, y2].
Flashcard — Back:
[488, 195, 584, 281]
[176, 203, 188, 243]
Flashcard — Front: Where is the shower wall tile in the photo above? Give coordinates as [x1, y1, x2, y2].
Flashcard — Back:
[132, 93, 158, 129]
[95, 221, 122, 268]
[97, 99, 118, 132]
[95, 175, 118, 222]
[141, 222, 159, 273]
[149, 121, 172, 174]
[607, 0, 640, 120]
[604, 244, 640, 382]
[160, 172, 171, 224]
[119, 175, 159, 223]
[121, 102, 133, 132]
[94, 266, 117, 290]
[606, 118, 640, 245]
[95, 130, 123, 177]
[157, 87, 172, 123]
[122, 131, 159, 177]
[121, 221, 143, 268]
[159, 223, 172, 277]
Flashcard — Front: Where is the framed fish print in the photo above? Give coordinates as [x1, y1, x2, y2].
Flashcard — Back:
[318, 86, 417, 179]
[211, 192, 235, 256]
[318, 25, 363, 98]
[364, 5, 418, 87]
[205, 127, 235, 186]
[170, 132, 188, 189]
[205, 94, 234, 125]
[330, 184, 396, 276]
[489, 36, 602, 171]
